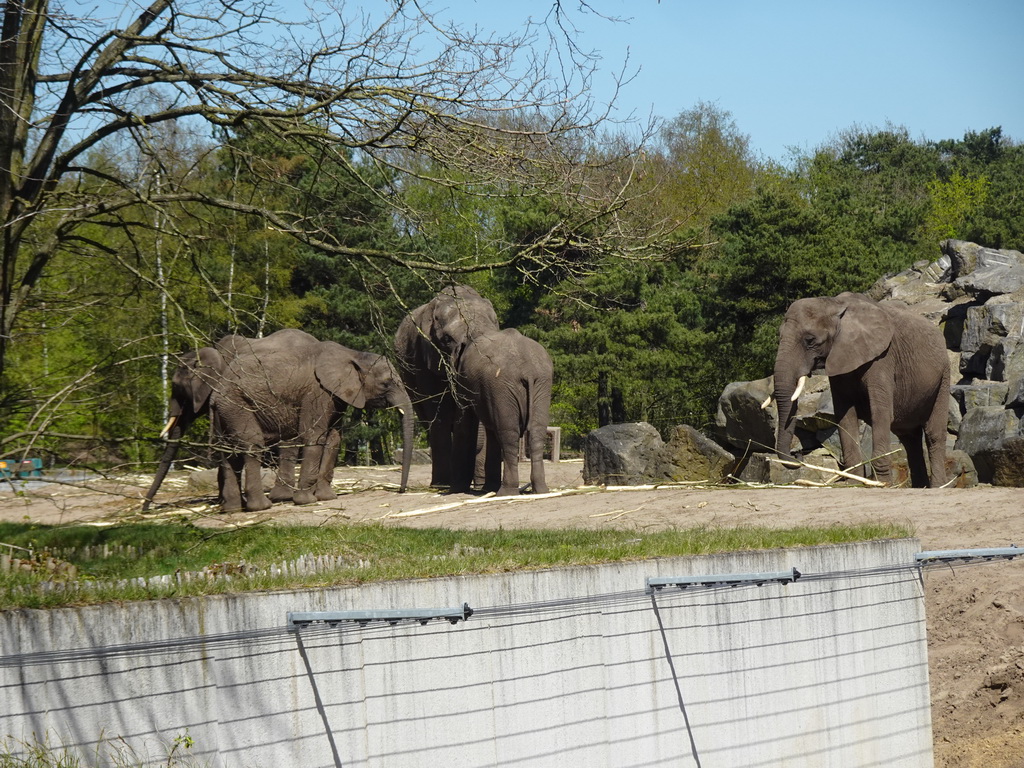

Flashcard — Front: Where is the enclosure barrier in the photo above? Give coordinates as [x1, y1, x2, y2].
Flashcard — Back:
[1, 541, 932, 767]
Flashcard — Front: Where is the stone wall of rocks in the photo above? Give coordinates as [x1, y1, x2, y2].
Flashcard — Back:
[584, 240, 1024, 487]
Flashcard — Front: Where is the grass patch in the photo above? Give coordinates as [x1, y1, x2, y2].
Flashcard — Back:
[0, 520, 913, 611]
[0, 731, 203, 767]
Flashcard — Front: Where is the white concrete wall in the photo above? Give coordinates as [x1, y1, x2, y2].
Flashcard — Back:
[0, 540, 932, 767]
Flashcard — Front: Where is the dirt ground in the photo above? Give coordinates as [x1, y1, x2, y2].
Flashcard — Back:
[3, 459, 1024, 768]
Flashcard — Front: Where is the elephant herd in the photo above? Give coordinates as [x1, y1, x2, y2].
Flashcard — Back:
[146, 285, 950, 512]
[144, 285, 555, 512]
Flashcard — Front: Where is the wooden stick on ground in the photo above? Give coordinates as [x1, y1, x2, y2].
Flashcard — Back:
[767, 457, 885, 487]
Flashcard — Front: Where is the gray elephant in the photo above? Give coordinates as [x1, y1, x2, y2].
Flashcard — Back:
[213, 329, 413, 512]
[457, 328, 553, 495]
[395, 285, 499, 491]
[143, 335, 300, 510]
[770, 292, 949, 487]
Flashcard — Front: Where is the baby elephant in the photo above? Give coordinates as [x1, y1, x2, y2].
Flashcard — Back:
[457, 328, 554, 495]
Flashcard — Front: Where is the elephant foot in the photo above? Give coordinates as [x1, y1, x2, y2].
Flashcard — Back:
[496, 485, 521, 497]
[531, 483, 549, 495]
[244, 494, 273, 512]
[314, 483, 337, 501]
[268, 486, 293, 503]
[292, 489, 317, 505]
[220, 502, 243, 514]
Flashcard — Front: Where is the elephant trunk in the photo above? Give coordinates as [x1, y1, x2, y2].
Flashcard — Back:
[143, 420, 187, 510]
[772, 342, 808, 459]
[390, 387, 414, 493]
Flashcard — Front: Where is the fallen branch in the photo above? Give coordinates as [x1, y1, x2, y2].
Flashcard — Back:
[383, 493, 497, 519]
[767, 457, 885, 487]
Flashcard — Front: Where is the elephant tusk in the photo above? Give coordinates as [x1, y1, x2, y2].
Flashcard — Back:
[159, 416, 177, 439]
[760, 395, 773, 410]
[791, 376, 808, 402]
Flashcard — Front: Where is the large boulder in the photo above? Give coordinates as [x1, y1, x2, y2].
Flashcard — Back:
[941, 239, 1024, 298]
[714, 377, 775, 455]
[664, 425, 737, 482]
[954, 406, 1024, 484]
[583, 423, 668, 486]
[583, 422, 735, 486]
[960, 298, 1024, 377]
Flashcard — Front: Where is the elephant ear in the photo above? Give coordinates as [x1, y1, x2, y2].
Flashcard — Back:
[315, 343, 367, 409]
[826, 296, 893, 376]
[191, 347, 224, 412]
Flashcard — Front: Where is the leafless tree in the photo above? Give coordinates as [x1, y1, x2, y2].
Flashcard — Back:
[0, 0, 657, 386]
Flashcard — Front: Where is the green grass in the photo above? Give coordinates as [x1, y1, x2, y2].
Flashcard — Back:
[0, 520, 914, 611]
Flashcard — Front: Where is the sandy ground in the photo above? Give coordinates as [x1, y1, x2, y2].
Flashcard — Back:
[3, 459, 1024, 768]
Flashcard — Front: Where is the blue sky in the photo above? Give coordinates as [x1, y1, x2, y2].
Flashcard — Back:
[451, 0, 1023, 162]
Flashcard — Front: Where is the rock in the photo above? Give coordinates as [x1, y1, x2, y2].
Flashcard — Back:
[942, 239, 1024, 282]
[1006, 377, 1024, 408]
[868, 256, 951, 303]
[664, 425, 736, 482]
[714, 378, 775, 454]
[987, 338, 1024, 383]
[954, 406, 1024, 484]
[945, 449, 978, 488]
[951, 381, 1010, 412]
[942, 301, 974, 353]
[394, 448, 431, 465]
[989, 436, 1024, 487]
[959, 300, 1024, 376]
[583, 423, 670, 486]
[955, 264, 1024, 297]
[583, 422, 734, 486]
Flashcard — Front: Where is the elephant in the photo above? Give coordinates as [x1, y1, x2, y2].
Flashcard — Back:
[769, 292, 949, 488]
[212, 329, 414, 512]
[395, 285, 499, 490]
[142, 335, 301, 510]
[456, 328, 553, 495]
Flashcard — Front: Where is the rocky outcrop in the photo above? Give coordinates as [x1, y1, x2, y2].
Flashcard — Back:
[716, 239, 1024, 486]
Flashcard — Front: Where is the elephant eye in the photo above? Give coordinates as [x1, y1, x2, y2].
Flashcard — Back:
[803, 334, 819, 349]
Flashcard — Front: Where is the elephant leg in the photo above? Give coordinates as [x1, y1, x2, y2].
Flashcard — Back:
[292, 438, 323, 505]
[268, 444, 298, 502]
[898, 427, 929, 488]
[473, 422, 487, 490]
[833, 399, 867, 479]
[218, 458, 245, 513]
[528, 427, 549, 494]
[494, 425, 522, 496]
[314, 428, 341, 501]
[242, 449, 272, 511]
[450, 410, 478, 493]
[866, 401, 895, 486]
[481, 428, 502, 494]
[924, 393, 949, 488]
[428, 414, 454, 488]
